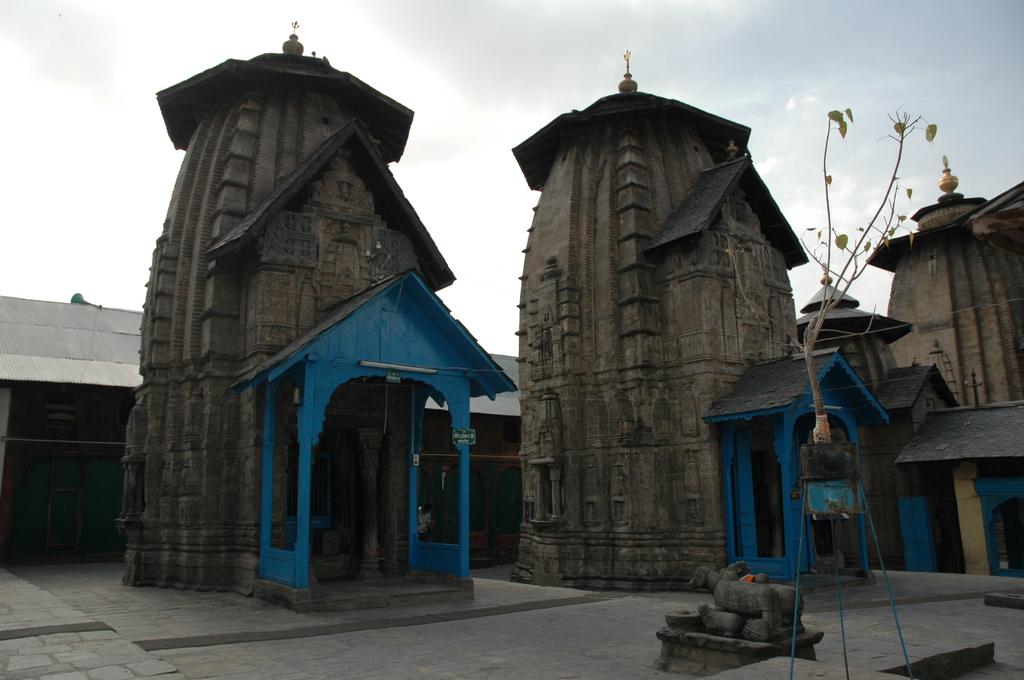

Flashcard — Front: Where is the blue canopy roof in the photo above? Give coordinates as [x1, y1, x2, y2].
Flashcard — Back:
[236, 271, 516, 400]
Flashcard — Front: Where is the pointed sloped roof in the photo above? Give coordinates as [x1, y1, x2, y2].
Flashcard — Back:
[895, 401, 1024, 463]
[873, 364, 957, 412]
[235, 272, 516, 401]
[513, 92, 750, 191]
[795, 283, 910, 344]
[799, 284, 859, 314]
[644, 157, 807, 269]
[705, 348, 888, 425]
[207, 120, 454, 291]
[968, 179, 1024, 255]
[157, 53, 413, 161]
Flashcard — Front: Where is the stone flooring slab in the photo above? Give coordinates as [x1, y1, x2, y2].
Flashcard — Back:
[0, 568, 184, 680]
[7, 563, 1024, 679]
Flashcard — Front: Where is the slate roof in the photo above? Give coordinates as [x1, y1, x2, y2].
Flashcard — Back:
[799, 284, 859, 314]
[0, 296, 142, 388]
[895, 401, 1024, 463]
[705, 349, 838, 419]
[968, 180, 1024, 255]
[513, 92, 750, 191]
[796, 307, 912, 344]
[868, 196, 987, 272]
[207, 120, 454, 291]
[157, 53, 413, 162]
[873, 364, 957, 412]
[644, 157, 806, 269]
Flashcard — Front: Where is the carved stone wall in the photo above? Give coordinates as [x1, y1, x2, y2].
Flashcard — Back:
[124, 82, 418, 593]
[887, 226, 1024, 406]
[514, 111, 796, 589]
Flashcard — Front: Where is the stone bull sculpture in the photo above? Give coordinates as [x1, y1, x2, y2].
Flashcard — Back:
[687, 561, 751, 592]
[657, 565, 821, 673]
[690, 564, 804, 642]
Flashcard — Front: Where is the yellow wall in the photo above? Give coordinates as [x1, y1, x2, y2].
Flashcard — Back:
[953, 462, 990, 574]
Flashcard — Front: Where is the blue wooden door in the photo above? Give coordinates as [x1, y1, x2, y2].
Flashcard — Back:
[898, 496, 937, 572]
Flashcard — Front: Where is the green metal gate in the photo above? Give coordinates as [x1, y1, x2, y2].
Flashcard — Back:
[9, 456, 126, 559]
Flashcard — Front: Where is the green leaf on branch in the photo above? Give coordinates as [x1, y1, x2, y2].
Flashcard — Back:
[838, 120, 848, 138]
[826, 175, 833, 185]
[906, 188, 913, 199]
[828, 110, 844, 124]
[926, 123, 938, 142]
[864, 240, 871, 252]
[894, 121, 906, 135]
[898, 215, 907, 222]
[845, 108, 854, 124]
[835, 233, 849, 250]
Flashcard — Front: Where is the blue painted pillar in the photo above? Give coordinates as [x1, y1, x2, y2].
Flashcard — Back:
[259, 380, 278, 578]
[407, 384, 431, 571]
[773, 414, 797, 580]
[734, 425, 758, 558]
[784, 411, 813, 576]
[294, 361, 319, 588]
[721, 423, 737, 561]
[448, 384, 471, 578]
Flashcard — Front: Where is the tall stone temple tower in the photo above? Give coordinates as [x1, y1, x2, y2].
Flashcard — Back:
[511, 64, 807, 588]
[870, 161, 1024, 406]
[118, 31, 452, 591]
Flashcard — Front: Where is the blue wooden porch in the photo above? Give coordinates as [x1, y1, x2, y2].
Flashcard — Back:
[236, 273, 515, 597]
[705, 349, 889, 581]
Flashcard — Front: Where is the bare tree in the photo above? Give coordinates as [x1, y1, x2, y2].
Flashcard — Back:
[801, 109, 936, 443]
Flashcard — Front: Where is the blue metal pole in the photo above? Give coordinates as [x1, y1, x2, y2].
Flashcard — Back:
[294, 362, 318, 589]
[407, 385, 424, 570]
[449, 387, 471, 578]
[259, 380, 278, 580]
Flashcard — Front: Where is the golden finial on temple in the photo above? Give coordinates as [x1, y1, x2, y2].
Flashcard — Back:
[938, 154, 959, 195]
[618, 49, 637, 94]
[283, 20, 304, 56]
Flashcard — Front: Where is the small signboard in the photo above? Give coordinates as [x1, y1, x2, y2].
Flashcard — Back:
[386, 370, 401, 384]
[451, 428, 476, 446]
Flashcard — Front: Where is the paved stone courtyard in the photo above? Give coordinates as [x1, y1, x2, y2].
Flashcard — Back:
[2, 563, 1022, 679]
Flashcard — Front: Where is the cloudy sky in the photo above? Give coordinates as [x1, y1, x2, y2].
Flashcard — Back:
[2, 0, 1021, 356]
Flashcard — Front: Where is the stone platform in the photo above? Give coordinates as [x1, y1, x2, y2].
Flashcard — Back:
[254, 575, 474, 612]
[656, 629, 823, 676]
[984, 591, 1024, 609]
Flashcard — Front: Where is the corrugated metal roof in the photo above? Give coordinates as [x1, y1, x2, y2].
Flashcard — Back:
[0, 295, 142, 388]
[427, 354, 520, 417]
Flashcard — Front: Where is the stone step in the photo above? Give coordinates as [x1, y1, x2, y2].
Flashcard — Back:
[713, 657, 898, 679]
[983, 591, 1024, 609]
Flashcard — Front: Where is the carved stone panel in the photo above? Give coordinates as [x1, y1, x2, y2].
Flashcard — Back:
[370, 225, 418, 281]
[262, 212, 316, 266]
[310, 155, 376, 217]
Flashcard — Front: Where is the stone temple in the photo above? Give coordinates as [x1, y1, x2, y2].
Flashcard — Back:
[118, 32, 513, 596]
[511, 68, 807, 588]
